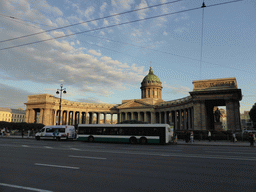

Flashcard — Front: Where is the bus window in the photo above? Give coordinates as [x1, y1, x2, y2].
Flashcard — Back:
[118, 128, 124, 135]
[110, 128, 118, 135]
[96, 128, 103, 134]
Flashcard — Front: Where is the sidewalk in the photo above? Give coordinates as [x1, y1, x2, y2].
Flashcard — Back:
[1, 135, 252, 147]
[177, 140, 251, 147]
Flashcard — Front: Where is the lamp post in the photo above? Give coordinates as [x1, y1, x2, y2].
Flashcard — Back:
[56, 84, 67, 125]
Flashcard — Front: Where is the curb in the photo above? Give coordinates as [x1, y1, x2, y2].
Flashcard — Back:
[1, 136, 252, 147]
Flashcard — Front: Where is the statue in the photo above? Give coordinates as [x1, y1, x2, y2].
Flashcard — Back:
[214, 108, 221, 122]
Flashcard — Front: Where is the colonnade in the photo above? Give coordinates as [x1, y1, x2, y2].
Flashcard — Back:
[26, 107, 194, 131]
[118, 107, 193, 130]
[26, 108, 118, 125]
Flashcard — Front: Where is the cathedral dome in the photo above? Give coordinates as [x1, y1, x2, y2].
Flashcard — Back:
[140, 67, 162, 100]
[142, 67, 161, 83]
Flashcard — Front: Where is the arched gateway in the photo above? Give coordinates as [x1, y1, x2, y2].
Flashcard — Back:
[25, 67, 242, 131]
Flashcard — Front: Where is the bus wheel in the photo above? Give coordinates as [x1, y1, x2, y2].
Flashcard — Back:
[36, 136, 40, 140]
[140, 137, 147, 144]
[129, 137, 137, 144]
[88, 136, 94, 142]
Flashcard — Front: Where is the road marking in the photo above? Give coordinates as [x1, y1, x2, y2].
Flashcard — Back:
[0, 183, 52, 192]
[70, 148, 81, 151]
[35, 163, 80, 169]
[69, 155, 107, 160]
[206, 151, 256, 155]
[161, 153, 256, 161]
[44, 146, 53, 149]
[22, 145, 29, 147]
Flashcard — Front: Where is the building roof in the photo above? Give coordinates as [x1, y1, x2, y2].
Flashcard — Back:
[0, 107, 25, 114]
[141, 67, 161, 83]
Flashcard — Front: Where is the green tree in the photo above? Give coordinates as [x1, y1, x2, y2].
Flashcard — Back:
[249, 103, 256, 128]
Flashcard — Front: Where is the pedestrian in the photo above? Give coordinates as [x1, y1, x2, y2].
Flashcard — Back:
[190, 131, 194, 144]
[28, 130, 31, 138]
[232, 132, 237, 142]
[22, 129, 24, 138]
[208, 131, 211, 142]
[248, 133, 254, 147]
[31, 129, 34, 137]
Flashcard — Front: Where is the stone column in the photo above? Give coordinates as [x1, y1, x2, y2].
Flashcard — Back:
[174, 110, 178, 130]
[179, 110, 182, 130]
[151, 112, 155, 124]
[110, 114, 113, 124]
[96, 113, 100, 124]
[193, 101, 207, 130]
[226, 100, 241, 131]
[43, 108, 51, 125]
[25, 109, 31, 123]
[131, 112, 134, 121]
[118, 113, 121, 123]
[53, 110, 57, 125]
[188, 108, 191, 130]
[39, 108, 44, 124]
[184, 109, 187, 130]
[104, 113, 107, 124]
[124, 112, 127, 121]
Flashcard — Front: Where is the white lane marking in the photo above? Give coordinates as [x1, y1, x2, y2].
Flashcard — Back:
[70, 148, 81, 151]
[206, 151, 256, 155]
[0, 183, 53, 192]
[69, 155, 107, 160]
[161, 153, 256, 161]
[35, 163, 80, 169]
[122, 148, 182, 152]
[44, 146, 53, 149]
[22, 145, 29, 147]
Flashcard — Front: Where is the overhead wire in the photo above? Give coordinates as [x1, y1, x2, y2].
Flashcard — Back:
[0, 0, 248, 74]
[200, 2, 206, 79]
[0, 6, 205, 51]
[0, 0, 243, 52]
[0, 0, 182, 44]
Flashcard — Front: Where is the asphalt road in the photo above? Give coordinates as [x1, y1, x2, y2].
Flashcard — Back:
[0, 138, 256, 192]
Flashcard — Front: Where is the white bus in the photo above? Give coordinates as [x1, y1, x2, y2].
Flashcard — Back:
[77, 124, 173, 144]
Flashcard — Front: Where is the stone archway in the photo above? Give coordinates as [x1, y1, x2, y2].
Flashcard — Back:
[190, 78, 242, 131]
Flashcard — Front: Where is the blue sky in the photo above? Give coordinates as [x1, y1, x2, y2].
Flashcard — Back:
[0, 0, 255, 113]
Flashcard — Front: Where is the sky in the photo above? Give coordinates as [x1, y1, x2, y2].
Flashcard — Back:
[0, 0, 255, 113]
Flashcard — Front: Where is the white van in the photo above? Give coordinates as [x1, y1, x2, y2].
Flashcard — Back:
[35, 125, 76, 141]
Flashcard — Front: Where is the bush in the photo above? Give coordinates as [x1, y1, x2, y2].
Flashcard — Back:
[0, 122, 44, 133]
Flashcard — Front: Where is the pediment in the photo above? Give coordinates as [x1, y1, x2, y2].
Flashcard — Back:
[117, 99, 152, 109]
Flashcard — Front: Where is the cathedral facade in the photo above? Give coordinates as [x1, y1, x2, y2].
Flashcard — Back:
[25, 67, 242, 131]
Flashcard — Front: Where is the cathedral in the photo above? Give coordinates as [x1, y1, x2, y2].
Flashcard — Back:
[25, 67, 242, 131]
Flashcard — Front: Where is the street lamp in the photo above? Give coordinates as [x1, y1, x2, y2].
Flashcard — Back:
[56, 84, 67, 125]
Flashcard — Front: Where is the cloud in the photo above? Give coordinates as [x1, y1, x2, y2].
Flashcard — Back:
[100, 2, 108, 12]
[111, 0, 135, 10]
[103, 19, 109, 26]
[84, 6, 95, 18]
[163, 82, 191, 95]
[36, 0, 63, 16]
[0, 83, 31, 109]
[88, 49, 102, 57]
[136, 0, 148, 19]
[174, 27, 187, 34]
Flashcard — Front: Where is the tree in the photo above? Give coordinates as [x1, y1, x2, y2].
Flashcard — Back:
[249, 103, 256, 128]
